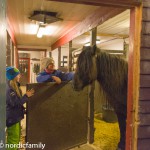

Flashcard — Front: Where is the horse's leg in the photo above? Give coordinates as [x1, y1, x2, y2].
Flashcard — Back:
[116, 112, 127, 150]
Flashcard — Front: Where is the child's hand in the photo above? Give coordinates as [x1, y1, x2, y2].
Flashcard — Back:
[26, 88, 35, 97]
[52, 76, 61, 84]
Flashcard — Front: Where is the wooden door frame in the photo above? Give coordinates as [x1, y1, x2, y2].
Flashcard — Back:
[126, 5, 142, 150]
[48, 1, 142, 150]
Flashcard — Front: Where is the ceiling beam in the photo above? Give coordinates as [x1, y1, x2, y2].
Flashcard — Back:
[17, 48, 47, 51]
[46, 0, 141, 8]
[83, 32, 129, 38]
[51, 7, 125, 50]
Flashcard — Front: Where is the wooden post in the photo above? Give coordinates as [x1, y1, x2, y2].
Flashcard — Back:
[58, 47, 61, 68]
[49, 51, 52, 57]
[0, 0, 6, 148]
[69, 41, 72, 72]
[15, 46, 19, 68]
[90, 28, 97, 46]
[126, 4, 142, 150]
[44, 50, 47, 57]
[88, 27, 97, 144]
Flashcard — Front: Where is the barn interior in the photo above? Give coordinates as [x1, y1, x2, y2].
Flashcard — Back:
[6, 0, 130, 150]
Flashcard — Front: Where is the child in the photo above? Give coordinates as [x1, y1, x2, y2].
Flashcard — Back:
[6, 66, 34, 149]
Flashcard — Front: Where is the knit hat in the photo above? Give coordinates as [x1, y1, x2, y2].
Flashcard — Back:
[40, 57, 55, 71]
[6, 67, 20, 80]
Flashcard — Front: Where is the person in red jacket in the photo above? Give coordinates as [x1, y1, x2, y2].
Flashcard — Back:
[6, 66, 34, 150]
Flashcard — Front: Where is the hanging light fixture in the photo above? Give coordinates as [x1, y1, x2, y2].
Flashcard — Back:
[37, 24, 45, 38]
[29, 10, 63, 38]
[29, 11, 63, 24]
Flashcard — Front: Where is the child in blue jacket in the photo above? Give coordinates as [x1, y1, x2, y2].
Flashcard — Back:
[36, 57, 74, 83]
[6, 67, 34, 149]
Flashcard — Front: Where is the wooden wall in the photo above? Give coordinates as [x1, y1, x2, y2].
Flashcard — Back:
[138, 1, 150, 149]
[0, 0, 6, 147]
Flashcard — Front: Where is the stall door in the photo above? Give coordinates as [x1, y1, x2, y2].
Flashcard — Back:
[26, 82, 88, 150]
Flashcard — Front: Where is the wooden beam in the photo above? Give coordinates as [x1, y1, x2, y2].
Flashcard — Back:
[126, 5, 142, 150]
[88, 28, 97, 144]
[46, 0, 141, 8]
[84, 32, 129, 38]
[68, 41, 72, 72]
[90, 27, 97, 45]
[18, 48, 47, 51]
[51, 7, 125, 50]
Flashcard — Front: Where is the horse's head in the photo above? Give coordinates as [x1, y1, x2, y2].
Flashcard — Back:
[73, 45, 98, 91]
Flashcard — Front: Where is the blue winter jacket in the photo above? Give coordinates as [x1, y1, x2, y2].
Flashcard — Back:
[6, 81, 28, 127]
[36, 70, 74, 83]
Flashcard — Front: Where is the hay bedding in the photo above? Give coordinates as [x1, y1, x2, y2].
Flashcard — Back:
[94, 118, 120, 150]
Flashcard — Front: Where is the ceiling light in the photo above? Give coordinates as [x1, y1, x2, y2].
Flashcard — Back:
[84, 39, 100, 46]
[29, 11, 63, 24]
[37, 25, 45, 38]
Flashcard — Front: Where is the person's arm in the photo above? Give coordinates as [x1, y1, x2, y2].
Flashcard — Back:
[58, 71, 74, 81]
[36, 74, 53, 83]
[52, 76, 61, 84]
[7, 89, 34, 106]
[7, 89, 28, 106]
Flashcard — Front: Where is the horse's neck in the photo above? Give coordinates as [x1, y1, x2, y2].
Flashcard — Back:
[96, 52, 112, 82]
[96, 52, 127, 90]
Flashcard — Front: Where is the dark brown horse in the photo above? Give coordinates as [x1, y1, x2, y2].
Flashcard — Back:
[73, 45, 128, 150]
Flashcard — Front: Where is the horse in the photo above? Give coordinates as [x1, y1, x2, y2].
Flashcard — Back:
[73, 45, 128, 150]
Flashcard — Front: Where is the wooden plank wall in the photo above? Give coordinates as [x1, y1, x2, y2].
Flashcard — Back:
[138, 1, 150, 150]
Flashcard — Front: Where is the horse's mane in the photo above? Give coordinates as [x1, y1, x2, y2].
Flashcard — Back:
[97, 51, 128, 87]
[96, 50, 128, 105]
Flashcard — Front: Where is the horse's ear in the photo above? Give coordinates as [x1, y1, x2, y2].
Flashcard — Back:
[91, 44, 97, 55]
